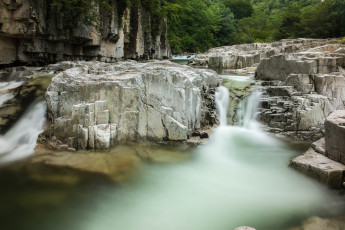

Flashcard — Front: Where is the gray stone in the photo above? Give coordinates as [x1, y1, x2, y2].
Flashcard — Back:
[189, 38, 340, 70]
[0, 1, 171, 66]
[46, 61, 219, 149]
[255, 42, 345, 141]
[311, 137, 326, 155]
[290, 148, 345, 189]
[234, 227, 256, 230]
[325, 110, 345, 164]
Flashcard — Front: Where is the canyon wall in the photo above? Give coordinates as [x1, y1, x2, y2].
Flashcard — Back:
[0, 0, 171, 67]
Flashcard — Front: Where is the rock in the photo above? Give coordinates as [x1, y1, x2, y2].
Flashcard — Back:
[192, 131, 201, 137]
[234, 227, 256, 230]
[288, 216, 345, 230]
[0, 1, 171, 66]
[189, 38, 340, 70]
[255, 42, 345, 141]
[200, 132, 209, 139]
[290, 148, 345, 188]
[46, 61, 219, 149]
[28, 144, 141, 183]
[325, 110, 345, 164]
[311, 137, 326, 154]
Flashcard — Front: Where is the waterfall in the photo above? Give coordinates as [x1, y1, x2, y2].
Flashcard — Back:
[215, 86, 230, 126]
[242, 90, 262, 129]
[0, 100, 46, 165]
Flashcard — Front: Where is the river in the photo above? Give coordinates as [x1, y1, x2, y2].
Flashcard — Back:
[0, 71, 344, 230]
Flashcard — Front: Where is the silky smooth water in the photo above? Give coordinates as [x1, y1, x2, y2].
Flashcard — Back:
[0, 100, 46, 164]
[1, 127, 344, 230]
[0, 76, 344, 230]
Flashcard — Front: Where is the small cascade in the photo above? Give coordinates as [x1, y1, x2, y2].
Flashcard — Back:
[242, 90, 262, 129]
[234, 90, 262, 129]
[215, 86, 230, 126]
[0, 100, 46, 165]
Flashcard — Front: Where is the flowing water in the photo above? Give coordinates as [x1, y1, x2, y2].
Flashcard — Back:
[0, 100, 46, 164]
[0, 74, 345, 230]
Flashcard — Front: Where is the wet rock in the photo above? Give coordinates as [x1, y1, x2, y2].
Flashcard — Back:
[200, 132, 209, 139]
[29, 144, 140, 183]
[46, 61, 219, 149]
[192, 131, 201, 137]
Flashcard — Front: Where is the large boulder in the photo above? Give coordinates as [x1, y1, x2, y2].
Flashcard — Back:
[46, 61, 219, 149]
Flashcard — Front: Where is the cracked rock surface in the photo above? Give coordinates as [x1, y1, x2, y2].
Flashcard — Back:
[256, 43, 345, 141]
[189, 38, 339, 69]
[46, 61, 219, 149]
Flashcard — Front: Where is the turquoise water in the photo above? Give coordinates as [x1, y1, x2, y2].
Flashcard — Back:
[1, 126, 344, 230]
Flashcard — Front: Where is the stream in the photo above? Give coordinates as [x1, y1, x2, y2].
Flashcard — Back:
[0, 72, 344, 230]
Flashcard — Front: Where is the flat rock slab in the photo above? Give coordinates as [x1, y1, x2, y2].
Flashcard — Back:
[290, 148, 345, 188]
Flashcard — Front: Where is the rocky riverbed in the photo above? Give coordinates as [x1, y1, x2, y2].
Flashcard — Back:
[1, 38, 345, 230]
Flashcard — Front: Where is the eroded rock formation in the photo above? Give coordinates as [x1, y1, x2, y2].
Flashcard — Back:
[256, 44, 345, 141]
[189, 38, 339, 69]
[45, 61, 219, 149]
[0, 0, 170, 67]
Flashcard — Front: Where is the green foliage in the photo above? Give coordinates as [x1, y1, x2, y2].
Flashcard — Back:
[165, 0, 236, 53]
[166, 0, 345, 54]
[222, 0, 253, 19]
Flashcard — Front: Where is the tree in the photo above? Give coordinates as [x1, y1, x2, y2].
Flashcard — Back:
[223, 0, 253, 19]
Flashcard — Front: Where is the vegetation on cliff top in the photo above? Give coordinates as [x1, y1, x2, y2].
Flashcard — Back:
[163, 0, 345, 53]
[50, 0, 345, 54]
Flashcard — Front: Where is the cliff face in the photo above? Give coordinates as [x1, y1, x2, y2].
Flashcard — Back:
[0, 0, 171, 66]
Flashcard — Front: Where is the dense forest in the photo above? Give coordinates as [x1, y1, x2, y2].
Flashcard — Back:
[163, 0, 345, 53]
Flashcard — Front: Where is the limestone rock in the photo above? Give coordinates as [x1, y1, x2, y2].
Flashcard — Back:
[290, 148, 345, 188]
[189, 38, 339, 70]
[255, 42, 345, 141]
[46, 61, 219, 149]
[325, 110, 345, 164]
[0, 0, 171, 66]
